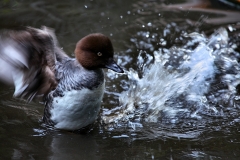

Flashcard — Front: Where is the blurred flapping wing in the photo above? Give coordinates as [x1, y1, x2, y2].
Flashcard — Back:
[0, 26, 58, 101]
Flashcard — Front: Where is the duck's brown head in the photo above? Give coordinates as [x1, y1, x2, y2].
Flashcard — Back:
[74, 33, 124, 73]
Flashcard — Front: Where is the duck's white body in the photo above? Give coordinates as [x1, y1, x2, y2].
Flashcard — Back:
[50, 83, 104, 130]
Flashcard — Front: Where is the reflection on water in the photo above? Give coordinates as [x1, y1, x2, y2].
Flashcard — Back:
[162, 0, 240, 24]
[0, 0, 240, 159]
[48, 132, 98, 160]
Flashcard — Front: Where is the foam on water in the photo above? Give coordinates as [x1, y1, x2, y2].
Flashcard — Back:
[102, 27, 240, 129]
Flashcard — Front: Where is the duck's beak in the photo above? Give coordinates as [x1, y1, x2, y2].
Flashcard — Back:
[105, 58, 124, 73]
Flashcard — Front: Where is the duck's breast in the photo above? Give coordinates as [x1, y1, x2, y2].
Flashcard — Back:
[50, 82, 105, 130]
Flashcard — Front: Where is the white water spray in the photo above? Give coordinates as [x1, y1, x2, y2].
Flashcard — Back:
[103, 27, 240, 127]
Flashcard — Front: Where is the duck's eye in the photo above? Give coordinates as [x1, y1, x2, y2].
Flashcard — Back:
[97, 52, 102, 56]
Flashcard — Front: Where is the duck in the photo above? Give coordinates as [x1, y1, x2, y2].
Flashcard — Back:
[0, 26, 124, 130]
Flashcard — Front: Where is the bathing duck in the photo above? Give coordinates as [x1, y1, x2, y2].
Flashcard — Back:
[0, 26, 123, 130]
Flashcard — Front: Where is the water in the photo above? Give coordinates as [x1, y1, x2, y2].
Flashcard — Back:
[1, 0, 240, 159]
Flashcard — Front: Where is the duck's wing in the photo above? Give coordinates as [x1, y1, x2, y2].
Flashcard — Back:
[0, 26, 65, 101]
[42, 27, 69, 62]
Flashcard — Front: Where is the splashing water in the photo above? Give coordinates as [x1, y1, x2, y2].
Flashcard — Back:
[102, 27, 240, 128]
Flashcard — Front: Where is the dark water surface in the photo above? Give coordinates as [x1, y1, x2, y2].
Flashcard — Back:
[0, 0, 240, 159]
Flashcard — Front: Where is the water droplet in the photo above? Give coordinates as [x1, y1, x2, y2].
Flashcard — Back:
[161, 41, 167, 46]
[127, 11, 131, 14]
[84, 5, 88, 8]
[231, 44, 237, 49]
[142, 25, 145, 28]
[147, 22, 152, 27]
[120, 15, 123, 19]
[228, 25, 235, 32]
[215, 44, 220, 49]
[152, 155, 154, 159]
[201, 96, 207, 103]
